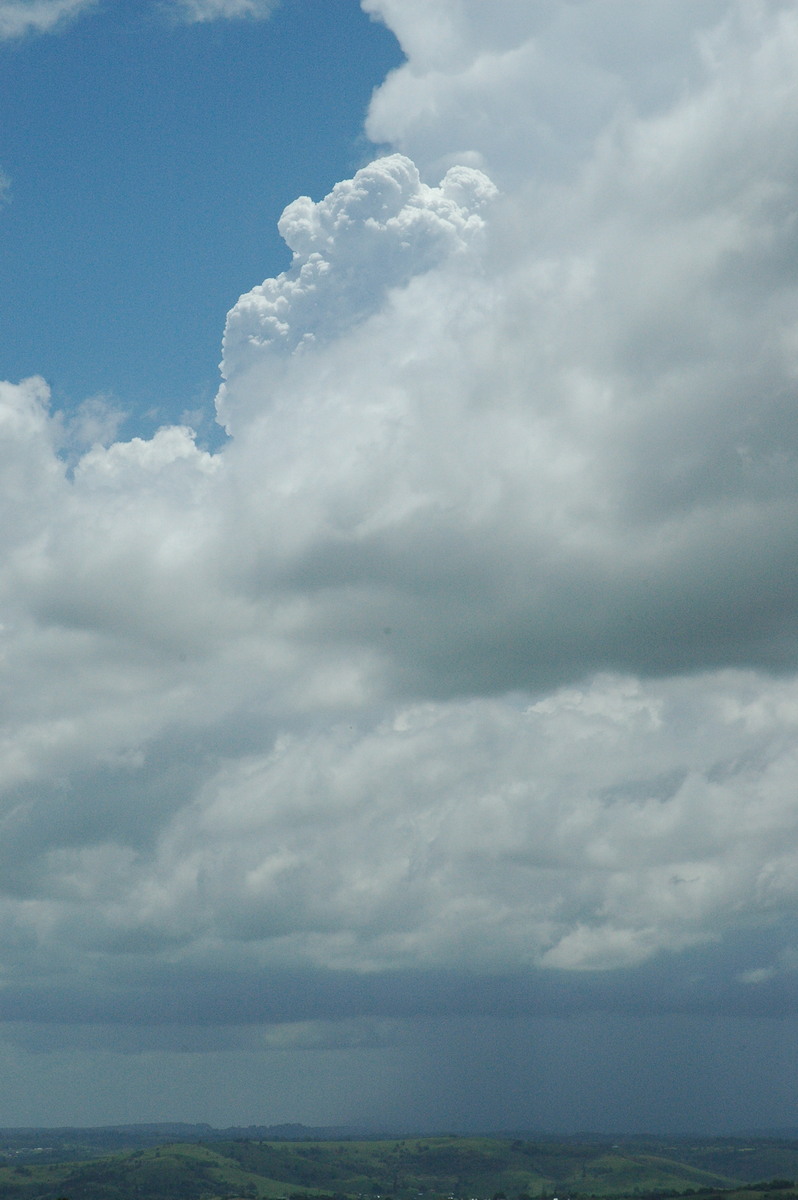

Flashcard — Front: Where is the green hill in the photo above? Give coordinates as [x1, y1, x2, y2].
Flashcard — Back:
[0, 1134, 797, 1200]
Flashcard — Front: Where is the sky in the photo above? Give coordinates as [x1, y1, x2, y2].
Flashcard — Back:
[2, 0, 798, 1136]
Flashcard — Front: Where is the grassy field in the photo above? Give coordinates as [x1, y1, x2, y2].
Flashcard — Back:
[0, 1134, 797, 1200]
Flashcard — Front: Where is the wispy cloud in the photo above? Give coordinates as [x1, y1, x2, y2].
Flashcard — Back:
[0, 0, 95, 39]
[167, 0, 279, 23]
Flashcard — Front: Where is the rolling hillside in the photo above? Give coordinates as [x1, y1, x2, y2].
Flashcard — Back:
[0, 1134, 797, 1200]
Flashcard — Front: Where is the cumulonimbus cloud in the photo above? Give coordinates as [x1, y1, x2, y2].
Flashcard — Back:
[3, 1, 798, 1035]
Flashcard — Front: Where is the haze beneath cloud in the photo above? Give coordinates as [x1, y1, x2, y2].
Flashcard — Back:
[3, 0, 798, 1131]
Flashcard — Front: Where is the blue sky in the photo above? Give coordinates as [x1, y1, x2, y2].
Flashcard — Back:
[0, 0, 400, 433]
[3, 0, 798, 1135]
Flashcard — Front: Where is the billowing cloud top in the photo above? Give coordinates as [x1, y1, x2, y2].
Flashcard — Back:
[3, 0, 798, 1058]
[218, 154, 497, 426]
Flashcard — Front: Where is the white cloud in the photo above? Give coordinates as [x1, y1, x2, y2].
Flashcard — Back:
[58, 394, 126, 462]
[362, 0, 736, 184]
[168, 0, 278, 22]
[218, 154, 496, 429]
[0, 0, 95, 39]
[0, 0, 277, 36]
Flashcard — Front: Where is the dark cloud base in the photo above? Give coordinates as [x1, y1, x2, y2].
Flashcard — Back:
[4, 930, 797, 1032]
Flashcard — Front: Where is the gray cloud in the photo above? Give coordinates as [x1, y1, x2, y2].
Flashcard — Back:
[3, 672, 798, 984]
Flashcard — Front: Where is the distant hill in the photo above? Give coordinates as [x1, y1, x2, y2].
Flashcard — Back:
[1, 1133, 798, 1200]
[0, 1123, 362, 1163]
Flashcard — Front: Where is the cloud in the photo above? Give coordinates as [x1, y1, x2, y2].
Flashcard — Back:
[167, 0, 278, 22]
[362, 0, 739, 183]
[0, 0, 278, 37]
[0, 0, 95, 38]
[3, 1, 798, 1076]
[218, 153, 497, 428]
[7, 671, 798, 988]
[58, 394, 127, 468]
